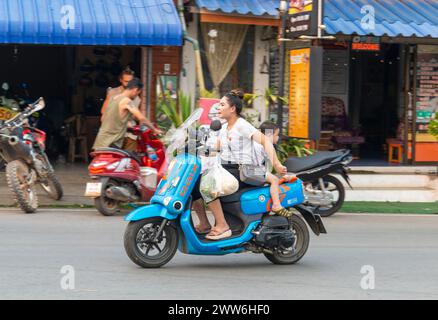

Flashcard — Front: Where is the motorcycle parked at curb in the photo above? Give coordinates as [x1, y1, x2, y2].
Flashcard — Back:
[123, 109, 326, 268]
[0, 82, 20, 171]
[0, 98, 63, 213]
[86, 125, 167, 216]
[286, 149, 353, 217]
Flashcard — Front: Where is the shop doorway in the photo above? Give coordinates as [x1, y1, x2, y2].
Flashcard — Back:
[0, 45, 141, 162]
[350, 44, 403, 163]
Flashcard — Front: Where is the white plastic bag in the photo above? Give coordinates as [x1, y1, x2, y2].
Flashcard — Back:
[200, 162, 239, 203]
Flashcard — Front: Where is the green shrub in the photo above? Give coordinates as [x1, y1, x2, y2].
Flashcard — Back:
[429, 112, 438, 138]
[276, 138, 314, 163]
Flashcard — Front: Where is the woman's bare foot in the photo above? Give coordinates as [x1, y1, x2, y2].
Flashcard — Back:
[194, 224, 212, 234]
[205, 226, 232, 240]
[210, 223, 229, 233]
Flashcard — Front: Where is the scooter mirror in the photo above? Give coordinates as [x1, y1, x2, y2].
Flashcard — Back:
[210, 120, 222, 132]
[139, 124, 148, 133]
[208, 102, 220, 120]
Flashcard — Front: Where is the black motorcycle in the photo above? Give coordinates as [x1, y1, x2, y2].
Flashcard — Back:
[286, 149, 353, 217]
[0, 98, 63, 213]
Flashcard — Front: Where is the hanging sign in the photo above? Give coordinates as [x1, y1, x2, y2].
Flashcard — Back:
[286, 0, 320, 39]
[288, 47, 322, 139]
[351, 36, 380, 51]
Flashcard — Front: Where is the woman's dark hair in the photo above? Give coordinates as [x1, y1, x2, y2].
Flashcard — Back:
[224, 88, 244, 116]
[126, 78, 143, 90]
[259, 121, 279, 134]
[120, 66, 135, 78]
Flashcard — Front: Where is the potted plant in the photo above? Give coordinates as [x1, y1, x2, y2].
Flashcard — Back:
[276, 138, 314, 164]
[156, 91, 193, 130]
[429, 112, 438, 139]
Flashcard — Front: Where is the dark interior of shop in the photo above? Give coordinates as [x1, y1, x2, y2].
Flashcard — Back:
[0, 45, 140, 162]
[350, 44, 402, 163]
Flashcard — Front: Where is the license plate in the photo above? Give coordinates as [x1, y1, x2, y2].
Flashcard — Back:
[85, 182, 102, 197]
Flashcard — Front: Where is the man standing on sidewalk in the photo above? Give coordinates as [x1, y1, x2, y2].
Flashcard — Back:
[93, 78, 161, 150]
[101, 67, 143, 151]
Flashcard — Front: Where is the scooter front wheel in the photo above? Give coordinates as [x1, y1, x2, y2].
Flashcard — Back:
[124, 218, 178, 268]
[264, 215, 309, 265]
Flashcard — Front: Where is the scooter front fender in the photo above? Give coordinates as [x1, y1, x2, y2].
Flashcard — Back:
[124, 204, 177, 222]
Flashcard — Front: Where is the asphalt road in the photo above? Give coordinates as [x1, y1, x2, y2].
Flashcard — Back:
[0, 208, 437, 300]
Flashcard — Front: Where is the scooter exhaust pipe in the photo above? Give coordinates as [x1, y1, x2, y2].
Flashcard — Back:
[105, 186, 139, 202]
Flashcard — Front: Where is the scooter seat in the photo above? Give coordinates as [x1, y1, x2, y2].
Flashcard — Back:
[220, 186, 261, 203]
[94, 147, 143, 164]
[286, 150, 346, 173]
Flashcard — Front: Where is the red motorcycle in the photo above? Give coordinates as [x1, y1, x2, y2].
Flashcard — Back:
[85, 125, 167, 216]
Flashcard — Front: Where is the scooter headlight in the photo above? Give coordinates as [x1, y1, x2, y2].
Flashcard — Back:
[167, 159, 177, 174]
[163, 197, 172, 206]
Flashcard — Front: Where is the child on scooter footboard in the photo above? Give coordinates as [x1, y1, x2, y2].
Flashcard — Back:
[254, 121, 296, 218]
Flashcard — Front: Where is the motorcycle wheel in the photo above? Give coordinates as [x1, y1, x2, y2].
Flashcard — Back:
[94, 179, 120, 216]
[264, 215, 309, 265]
[308, 175, 345, 217]
[0, 159, 5, 171]
[5, 160, 38, 213]
[124, 218, 178, 268]
[40, 171, 63, 201]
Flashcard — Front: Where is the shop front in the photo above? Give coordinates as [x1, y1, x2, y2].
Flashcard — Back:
[278, 0, 438, 165]
[180, 0, 281, 125]
[0, 0, 183, 163]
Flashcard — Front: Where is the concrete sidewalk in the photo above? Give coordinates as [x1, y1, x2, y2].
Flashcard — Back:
[0, 163, 93, 207]
[0, 163, 437, 208]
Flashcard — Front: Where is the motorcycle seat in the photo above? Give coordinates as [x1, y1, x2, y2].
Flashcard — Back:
[286, 150, 346, 173]
[94, 147, 143, 164]
[220, 186, 261, 203]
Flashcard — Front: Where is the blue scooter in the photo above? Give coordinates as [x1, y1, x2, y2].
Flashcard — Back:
[123, 109, 326, 268]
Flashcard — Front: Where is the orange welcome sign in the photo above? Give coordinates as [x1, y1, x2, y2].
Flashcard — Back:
[289, 48, 311, 139]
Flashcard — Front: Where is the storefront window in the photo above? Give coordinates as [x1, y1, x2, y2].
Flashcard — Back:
[413, 45, 438, 163]
[156, 75, 178, 130]
[200, 24, 254, 96]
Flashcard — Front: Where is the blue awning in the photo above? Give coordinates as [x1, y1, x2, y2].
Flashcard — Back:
[324, 0, 438, 38]
[195, 0, 279, 17]
[0, 0, 183, 46]
[196, 0, 438, 38]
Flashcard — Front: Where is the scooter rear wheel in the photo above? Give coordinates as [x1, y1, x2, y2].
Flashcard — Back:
[264, 215, 309, 265]
[124, 218, 178, 268]
[94, 179, 120, 216]
[308, 175, 345, 217]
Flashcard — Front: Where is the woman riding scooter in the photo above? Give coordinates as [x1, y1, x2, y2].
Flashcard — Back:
[192, 89, 291, 241]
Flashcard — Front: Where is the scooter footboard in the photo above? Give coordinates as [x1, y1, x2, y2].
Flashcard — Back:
[125, 204, 177, 222]
[294, 204, 327, 235]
